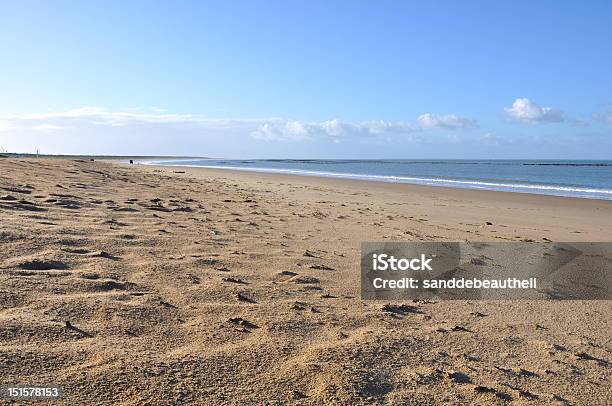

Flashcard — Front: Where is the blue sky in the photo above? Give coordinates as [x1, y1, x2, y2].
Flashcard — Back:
[1, 1, 611, 158]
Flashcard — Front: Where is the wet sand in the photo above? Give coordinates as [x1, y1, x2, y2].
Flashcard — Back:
[0, 157, 610, 404]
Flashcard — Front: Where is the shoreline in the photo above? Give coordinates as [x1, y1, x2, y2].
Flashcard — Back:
[136, 160, 612, 202]
[132, 163, 612, 242]
[140, 162, 612, 204]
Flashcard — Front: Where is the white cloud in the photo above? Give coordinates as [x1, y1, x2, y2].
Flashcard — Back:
[249, 115, 476, 141]
[0, 108, 280, 141]
[0, 107, 477, 147]
[3, 106, 476, 139]
[5, 107, 217, 127]
[504, 98, 564, 123]
[593, 108, 612, 124]
[31, 124, 64, 131]
[417, 113, 477, 129]
[0, 120, 14, 133]
[250, 119, 427, 141]
[250, 121, 311, 141]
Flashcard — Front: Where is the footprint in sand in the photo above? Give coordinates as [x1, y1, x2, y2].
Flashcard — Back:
[236, 292, 257, 303]
[228, 317, 258, 330]
[91, 251, 121, 260]
[310, 264, 335, 271]
[17, 259, 68, 271]
[0, 194, 18, 201]
[274, 270, 298, 282]
[62, 247, 90, 254]
[287, 275, 320, 285]
[222, 277, 247, 284]
[382, 304, 422, 315]
[447, 371, 471, 384]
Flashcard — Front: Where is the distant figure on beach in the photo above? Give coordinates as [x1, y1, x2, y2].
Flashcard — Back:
[129, 159, 134, 164]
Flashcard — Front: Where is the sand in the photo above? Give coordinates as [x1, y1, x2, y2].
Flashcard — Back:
[0, 157, 610, 405]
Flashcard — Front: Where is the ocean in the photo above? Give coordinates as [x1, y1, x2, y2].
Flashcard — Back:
[144, 159, 612, 200]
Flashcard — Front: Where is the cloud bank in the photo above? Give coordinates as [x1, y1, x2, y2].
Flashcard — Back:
[2, 105, 607, 159]
[250, 119, 423, 141]
[417, 113, 477, 130]
[0, 108, 477, 144]
[250, 114, 477, 141]
[504, 98, 564, 123]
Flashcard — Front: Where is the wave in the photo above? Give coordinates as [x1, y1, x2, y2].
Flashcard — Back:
[141, 161, 612, 200]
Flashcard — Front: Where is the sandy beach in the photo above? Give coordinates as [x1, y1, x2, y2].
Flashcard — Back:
[0, 157, 610, 404]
